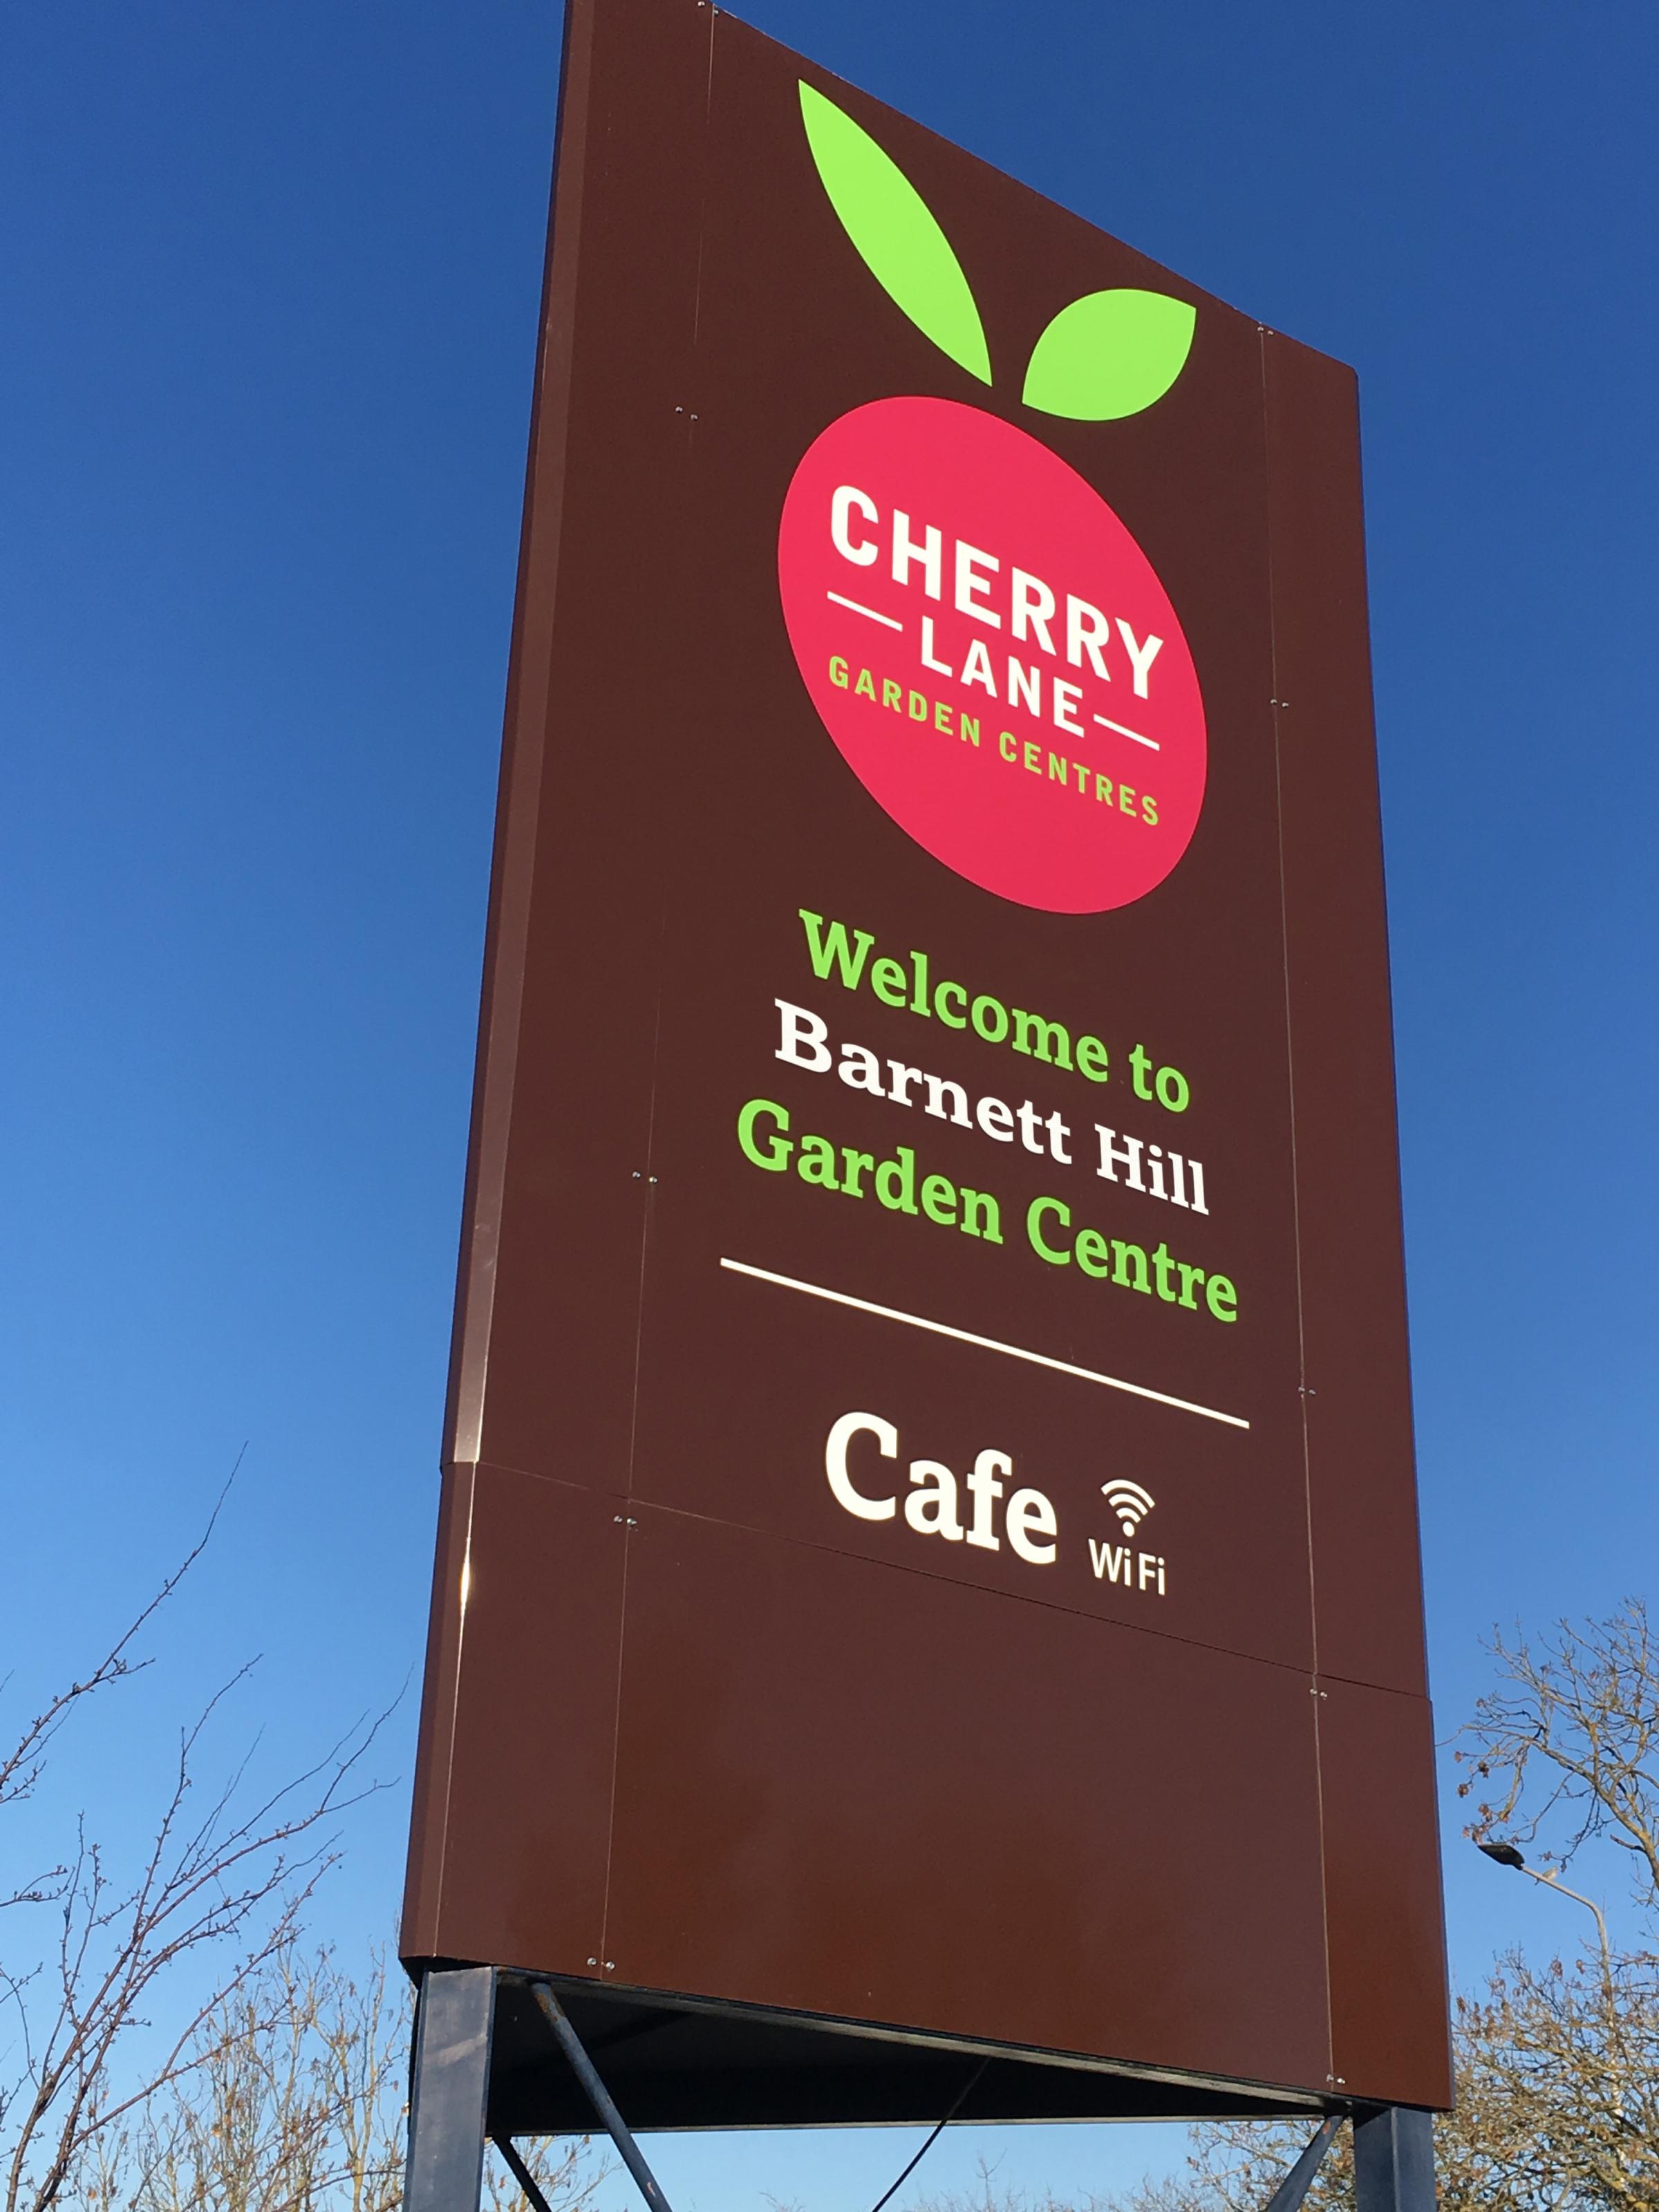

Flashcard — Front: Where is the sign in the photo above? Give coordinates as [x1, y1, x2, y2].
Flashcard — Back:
[402, 0, 1450, 2128]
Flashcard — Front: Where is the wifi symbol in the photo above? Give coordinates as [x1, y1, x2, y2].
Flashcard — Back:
[1101, 1479, 1156, 1539]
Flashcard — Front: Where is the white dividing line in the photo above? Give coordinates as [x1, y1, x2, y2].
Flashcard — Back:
[1093, 713, 1160, 751]
[720, 1257, 1250, 1430]
[827, 590, 903, 632]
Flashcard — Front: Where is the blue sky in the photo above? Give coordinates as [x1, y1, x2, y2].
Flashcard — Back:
[3, 3, 1656, 2206]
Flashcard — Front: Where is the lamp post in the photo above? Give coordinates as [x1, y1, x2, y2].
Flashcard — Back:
[1475, 1839, 1613, 1993]
[1474, 1837, 1630, 2168]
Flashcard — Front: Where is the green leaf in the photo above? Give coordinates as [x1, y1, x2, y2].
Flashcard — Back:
[1022, 289, 1196, 421]
[799, 82, 991, 386]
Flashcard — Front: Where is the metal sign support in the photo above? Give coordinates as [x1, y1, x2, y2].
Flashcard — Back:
[1263, 2115, 1341, 2212]
[527, 1980, 677, 2212]
[400, 1965, 1434, 2212]
[402, 1967, 494, 2212]
[1353, 2103, 1436, 2212]
[402, 1967, 676, 2212]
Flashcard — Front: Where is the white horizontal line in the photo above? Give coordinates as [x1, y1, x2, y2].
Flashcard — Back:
[827, 590, 903, 632]
[1093, 713, 1159, 751]
[720, 1258, 1249, 1430]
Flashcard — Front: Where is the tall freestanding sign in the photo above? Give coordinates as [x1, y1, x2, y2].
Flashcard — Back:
[401, 0, 1450, 2197]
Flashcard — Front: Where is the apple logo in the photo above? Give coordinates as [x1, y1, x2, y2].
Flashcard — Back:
[777, 83, 1207, 916]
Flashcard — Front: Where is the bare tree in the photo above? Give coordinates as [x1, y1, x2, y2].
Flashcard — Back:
[1459, 1597, 1659, 1899]
[912, 2155, 1112, 2212]
[77, 1943, 606, 2212]
[1443, 1599, 1659, 2210]
[82, 1944, 405, 2212]
[0, 1491, 385, 2212]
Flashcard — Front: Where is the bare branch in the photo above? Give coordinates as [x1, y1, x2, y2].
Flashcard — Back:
[0, 1476, 406, 2212]
[0, 1465, 241, 1824]
[1457, 1599, 1659, 1909]
[71, 1944, 608, 2212]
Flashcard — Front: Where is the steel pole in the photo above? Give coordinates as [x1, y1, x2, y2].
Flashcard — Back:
[1352, 2104, 1435, 2212]
[403, 1966, 495, 2212]
[1263, 2115, 1342, 2212]
[531, 1980, 676, 2212]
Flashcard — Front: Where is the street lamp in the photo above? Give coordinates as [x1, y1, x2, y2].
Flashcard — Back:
[1474, 1839, 1613, 1978]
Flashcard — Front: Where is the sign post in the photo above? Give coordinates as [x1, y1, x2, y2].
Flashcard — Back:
[401, 0, 1450, 2197]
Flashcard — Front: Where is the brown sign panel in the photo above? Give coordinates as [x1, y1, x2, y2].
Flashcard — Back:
[402, 0, 1450, 2126]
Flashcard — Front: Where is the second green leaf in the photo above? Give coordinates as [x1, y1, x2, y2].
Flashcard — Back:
[1022, 288, 1196, 421]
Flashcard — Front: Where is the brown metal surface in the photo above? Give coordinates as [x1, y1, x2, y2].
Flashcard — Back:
[603, 1509, 1329, 2090]
[1263, 333, 1429, 1702]
[410, 1465, 625, 1973]
[402, 0, 1451, 2119]
[1318, 1679, 1450, 2107]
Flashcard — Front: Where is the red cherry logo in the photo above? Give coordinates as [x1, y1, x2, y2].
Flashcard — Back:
[778, 396, 1207, 914]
